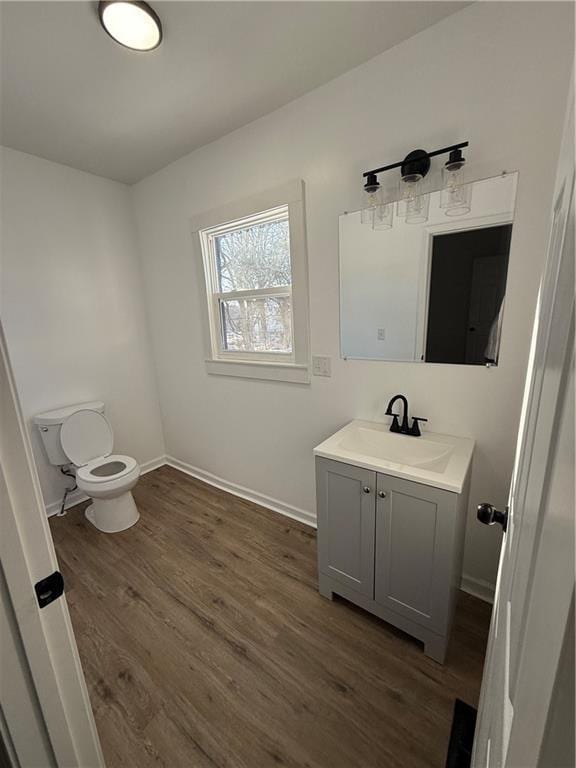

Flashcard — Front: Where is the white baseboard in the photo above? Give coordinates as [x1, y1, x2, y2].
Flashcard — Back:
[165, 455, 317, 529]
[460, 573, 495, 604]
[45, 455, 167, 517]
[140, 456, 167, 474]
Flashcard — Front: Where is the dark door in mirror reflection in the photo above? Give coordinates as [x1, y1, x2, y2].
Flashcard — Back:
[425, 224, 512, 365]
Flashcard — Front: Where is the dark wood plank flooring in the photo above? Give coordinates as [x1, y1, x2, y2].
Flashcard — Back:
[50, 465, 491, 768]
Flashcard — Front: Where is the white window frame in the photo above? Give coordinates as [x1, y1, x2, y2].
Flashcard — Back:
[192, 180, 310, 383]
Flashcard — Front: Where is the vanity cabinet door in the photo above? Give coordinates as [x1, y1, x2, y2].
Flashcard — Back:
[374, 473, 457, 635]
[316, 457, 376, 598]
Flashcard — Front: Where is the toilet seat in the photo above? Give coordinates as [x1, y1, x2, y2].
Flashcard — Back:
[60, 408, 114, 466]
[77, 454, 137, 484]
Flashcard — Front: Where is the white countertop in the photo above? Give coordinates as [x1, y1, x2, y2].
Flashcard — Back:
[313, 420, 475, 493]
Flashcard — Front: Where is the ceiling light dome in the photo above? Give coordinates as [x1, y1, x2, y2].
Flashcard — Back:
[98, 1, 162, 51]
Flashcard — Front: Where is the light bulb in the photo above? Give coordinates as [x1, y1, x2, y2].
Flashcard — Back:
[401, 173, 423, 200]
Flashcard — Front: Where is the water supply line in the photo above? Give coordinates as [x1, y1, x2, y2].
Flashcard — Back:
[58, 465, 77, 516]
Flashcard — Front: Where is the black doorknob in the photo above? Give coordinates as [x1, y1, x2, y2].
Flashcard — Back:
[477, 503, 508, 532]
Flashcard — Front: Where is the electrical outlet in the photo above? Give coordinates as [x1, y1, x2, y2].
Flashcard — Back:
[377, 328, 386, 341]
[312, 355, 331, 377]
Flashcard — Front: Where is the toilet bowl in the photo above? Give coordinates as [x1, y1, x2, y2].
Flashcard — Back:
[77, 454, 140, 533]
[60, 409, 141, 533]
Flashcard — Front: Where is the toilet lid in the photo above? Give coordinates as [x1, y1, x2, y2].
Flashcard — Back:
[60, 409, 113, 466]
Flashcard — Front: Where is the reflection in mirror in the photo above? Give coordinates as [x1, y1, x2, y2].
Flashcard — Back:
[339, 173, 518, 365]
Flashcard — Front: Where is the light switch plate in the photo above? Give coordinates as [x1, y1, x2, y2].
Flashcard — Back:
[312, 355, 331, 377]
[377, 328, 386, 341]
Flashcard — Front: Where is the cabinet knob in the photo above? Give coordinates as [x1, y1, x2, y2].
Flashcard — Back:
[378, 491, 386, 498]
[363, 486, 371, 494]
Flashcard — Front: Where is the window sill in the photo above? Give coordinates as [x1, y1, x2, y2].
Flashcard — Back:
[205, 358, 310, 384]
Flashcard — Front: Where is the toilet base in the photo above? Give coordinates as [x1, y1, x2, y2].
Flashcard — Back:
[85, 492, 140, 533]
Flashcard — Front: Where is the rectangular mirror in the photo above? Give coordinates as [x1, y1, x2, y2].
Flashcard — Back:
[339, 172, 518, 365]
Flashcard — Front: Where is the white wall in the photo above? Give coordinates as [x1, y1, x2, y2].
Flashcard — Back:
[132, 2, 573, 591]
[0, 148, 165, 512]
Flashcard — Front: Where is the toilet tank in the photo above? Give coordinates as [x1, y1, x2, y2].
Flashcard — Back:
[34, 401, 105, 466]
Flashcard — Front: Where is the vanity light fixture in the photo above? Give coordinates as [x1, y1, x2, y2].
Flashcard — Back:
[362, 173, 395, 230]
[98, 1, 162, 51]
[397, 149, 430, 224]
[361, 173, 381, 226]
[440, 148, 472, 216]
[362, 141, 470, 227]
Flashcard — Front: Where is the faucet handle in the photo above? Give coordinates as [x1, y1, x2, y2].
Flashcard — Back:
[389, 414, 401, 433]
[408, 417, 427, 437]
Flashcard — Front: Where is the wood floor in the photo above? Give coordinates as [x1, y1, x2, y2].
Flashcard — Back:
[50, 466, 491, 768]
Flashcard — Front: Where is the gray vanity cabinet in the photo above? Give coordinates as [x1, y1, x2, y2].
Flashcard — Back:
[316, 458, 376, 598]
[316, 457, 469, 663]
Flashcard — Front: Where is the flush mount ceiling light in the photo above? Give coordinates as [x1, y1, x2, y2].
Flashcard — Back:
[98, 1, 162, 51]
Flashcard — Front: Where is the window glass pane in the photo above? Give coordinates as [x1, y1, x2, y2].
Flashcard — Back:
[215, 217, 291, 293]
[220, 295, 292, 353]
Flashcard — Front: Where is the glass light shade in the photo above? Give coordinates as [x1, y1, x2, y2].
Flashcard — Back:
[404, 191, 430, 224]
[373, 202, 393, 230]
[400, 173, 423, 198]
[397, 173, 423, 216]
[361, 187, 381, 226]
[440, 163, 472, 216]
[99, 1, 162, 51]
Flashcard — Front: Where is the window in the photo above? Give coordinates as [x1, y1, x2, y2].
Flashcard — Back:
[193, 181, 309, 383]
[203, 206, 293, 358]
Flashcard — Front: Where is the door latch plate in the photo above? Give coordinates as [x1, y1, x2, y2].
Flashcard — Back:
[34, 571, 64, 608]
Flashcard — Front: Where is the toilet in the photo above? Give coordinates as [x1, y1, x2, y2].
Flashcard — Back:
[34, 402, 140, 533]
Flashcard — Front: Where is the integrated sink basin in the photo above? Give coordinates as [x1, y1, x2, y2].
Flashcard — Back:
[314, 420, 474, 493]
[339, 427, 452, 472]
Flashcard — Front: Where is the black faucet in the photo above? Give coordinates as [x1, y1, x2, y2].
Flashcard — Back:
[385, 394, 410, 433]
[385, 394, 428, 437]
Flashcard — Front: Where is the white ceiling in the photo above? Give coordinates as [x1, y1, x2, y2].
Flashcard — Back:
[0, 2, 468, 184]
